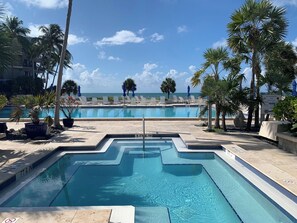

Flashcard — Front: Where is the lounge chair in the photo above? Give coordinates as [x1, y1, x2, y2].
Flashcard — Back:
[190, 95, 196, 104]
[79, 96, 90, 105]
[159, 96, 166, 104]
[150, 97, 157, 105]
[92, 97, 98, 105]
[113, 96, 119, 104]
[140, 96, 147, 105]
[178, 96, 185, 103]
[197, 97, 206, 106]
[172, 95, 178, 103]
[135, 96, 141, 104]
[102, 96, 109, 105]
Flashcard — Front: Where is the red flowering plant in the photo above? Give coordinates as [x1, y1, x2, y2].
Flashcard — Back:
[60, 96, 80, 119]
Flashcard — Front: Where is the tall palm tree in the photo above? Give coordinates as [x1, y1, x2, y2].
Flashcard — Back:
[161, 78, 176, 99]
[0, 5, 13, 74]
[1, 16, 30, 52]
[191, 47, 228, 128]
[37, 24, 72, 89]
[54, 0, 73, 127]
[263, 42, 297, 95]
[227, 0, 287, 130]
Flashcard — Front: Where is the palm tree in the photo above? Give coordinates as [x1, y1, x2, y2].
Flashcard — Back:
[123, 78, 137, 96]
[0, 6, 13, 74]
[263, 42, 297, 95]
[191, 47, 228, 128]
[54, 0, 73, 127]
[36, 24, 72, 89]
[161, 78, 176, 99]
[62, 80, 78, 96]
[227, 0, 287, 130]
[1, 16, 30, 52]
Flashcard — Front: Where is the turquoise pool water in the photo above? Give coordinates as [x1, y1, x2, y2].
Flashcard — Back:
[1, 140, 294, 223]
[0, 106, 210, 118]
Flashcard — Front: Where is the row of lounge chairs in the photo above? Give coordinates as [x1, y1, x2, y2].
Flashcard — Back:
[78, 95, 206, 106]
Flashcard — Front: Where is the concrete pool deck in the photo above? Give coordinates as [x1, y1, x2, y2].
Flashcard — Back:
[0, 120, 296, 221]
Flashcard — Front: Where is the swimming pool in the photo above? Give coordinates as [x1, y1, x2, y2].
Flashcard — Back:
[0, 106, 211, 118]
[0, 139, 295, 223]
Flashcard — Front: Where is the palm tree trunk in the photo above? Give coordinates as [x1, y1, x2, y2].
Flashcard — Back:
[246, 52, 256, 131]
[222, 111, 227, 132]
[54, 0, 73, 127]
[167, 92, 170, 99]
[215, 102, 220, 128]
[254, 61, 261, 128]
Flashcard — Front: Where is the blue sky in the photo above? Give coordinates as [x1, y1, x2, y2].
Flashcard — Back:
[2, 0, 297, 93]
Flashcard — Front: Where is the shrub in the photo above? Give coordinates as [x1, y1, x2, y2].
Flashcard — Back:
[273, 96, 297, 133]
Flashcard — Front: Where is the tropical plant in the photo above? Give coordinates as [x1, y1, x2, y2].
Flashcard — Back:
[0, 28, 12, 73]
[62, 79, 78, 96]
[191, 47, 229, 128]
[60, 96, 79, 119]
[0, 95, 8, 110]
[54, 0, 73, 127]
[161, 78, 176, 99]
[263, 42, 297, 95]
[10, 92, 55, 124]
[227, 0, 287, 130]
[36, 24, 72, 89]
[123, 78, 137, 96]
[273, 96, 297, 133]
[1, 16, 30, 52]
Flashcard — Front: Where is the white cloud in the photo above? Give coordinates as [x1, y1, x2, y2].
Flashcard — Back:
[177, 25, 188, 33]
[243, 67, 252, 88]
[271, 0, 297, 6]
[212, 38, 227, 48]
[150, 33, 164, 42]
[63, 63, 121, 92]
[166, 69, 187, 79]
[189, 65, 196, 73]
[212, 38, 228, 48]
[2, 2, 13, 17]
[28, 24, 45, 37]
[129, 63, 162, 92]
[98, 51, 121, 61]
[68, 34, 88, 46]
[108, 56, 121, 61]
[95, 30, 144, 46]
[19, 0, 68, 9]
[138, 28, 146, 35]
[292, 37, 297, 48]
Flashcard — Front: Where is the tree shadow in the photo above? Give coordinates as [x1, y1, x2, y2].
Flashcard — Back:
[0, 150, 27, 168]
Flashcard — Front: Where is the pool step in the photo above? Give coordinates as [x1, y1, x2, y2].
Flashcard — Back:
[135, 207, 171, 223]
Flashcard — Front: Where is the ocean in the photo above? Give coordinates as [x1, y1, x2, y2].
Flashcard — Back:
[82, 92, 201, 99]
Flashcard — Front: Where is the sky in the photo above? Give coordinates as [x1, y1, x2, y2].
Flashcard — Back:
[1, 0, 297, 93]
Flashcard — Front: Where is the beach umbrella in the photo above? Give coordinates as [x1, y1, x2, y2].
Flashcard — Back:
[293, 80, 297, 97]
[187, 85, 190, 98]
[77, 85, 81, 97]
[122, 84, 126, 97]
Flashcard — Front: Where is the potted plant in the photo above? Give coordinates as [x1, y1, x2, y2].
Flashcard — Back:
[0, 95, 8, 133]
[10, 93, 55, 139]
[60, 96, 79, 128]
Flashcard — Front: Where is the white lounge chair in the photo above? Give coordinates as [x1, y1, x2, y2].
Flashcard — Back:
[150, 97, 157, 105]
[197, 97, 206, 106]
[190, 95, 196, 104]
[159, 96, 166, 104]
[79, 96, 90, 105]
[113, 96, 119, 104]
[102, 96, 109, 105]
[92, 97, 98, 105]
[172, 95, 178, 103]
[140, 96, 147, 105]
[178, 96, 185, 103]
[135, 96, 141, 104]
